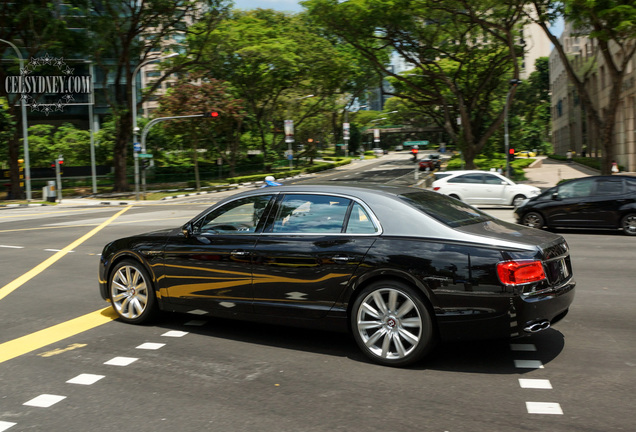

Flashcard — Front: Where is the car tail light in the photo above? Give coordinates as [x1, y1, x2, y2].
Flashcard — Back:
[433, 186, 440, 191]
[497, 260, 546, 285]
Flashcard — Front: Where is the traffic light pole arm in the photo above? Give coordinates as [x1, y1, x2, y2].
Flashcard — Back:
[140, 114, 204, 152]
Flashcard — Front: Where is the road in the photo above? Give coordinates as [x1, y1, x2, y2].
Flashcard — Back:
[0, 158, 633, 431]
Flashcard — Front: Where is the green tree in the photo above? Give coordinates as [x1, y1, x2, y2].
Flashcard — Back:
[83, 0, 231, 191]
[0, 98, 15, 166]
[25, 123, 92, 167]
[512, 57, 552, 154]
[53, 123, 91, 165]
[528, 0, 636, 173]
[190, 8, 379, 166]
[1, 1, 82, 199]
[155, 74, 246, 185]
[24, 124, 55, 167]
[304, 0, 528, 168]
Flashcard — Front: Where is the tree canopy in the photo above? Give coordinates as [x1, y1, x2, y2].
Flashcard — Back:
[302, 0, 528, 167]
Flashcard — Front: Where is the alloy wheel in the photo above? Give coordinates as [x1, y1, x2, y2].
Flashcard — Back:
[110, 263, 150, 321]
[355, 287, 427, 364]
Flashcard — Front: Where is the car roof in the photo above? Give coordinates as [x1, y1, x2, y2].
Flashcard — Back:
[557, 175, 636, 184]
[231, 182, 418, 199]
[434, 170, 498, 177]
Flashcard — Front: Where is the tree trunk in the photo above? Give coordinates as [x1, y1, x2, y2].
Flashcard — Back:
[193, 141, 200, 191]
[113, 113, 131, 192]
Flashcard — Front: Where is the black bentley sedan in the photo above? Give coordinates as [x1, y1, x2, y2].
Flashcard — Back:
[99, 184, 575, 367]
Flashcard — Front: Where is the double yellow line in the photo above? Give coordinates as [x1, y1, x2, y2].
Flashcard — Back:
[0, 206, 131, 364]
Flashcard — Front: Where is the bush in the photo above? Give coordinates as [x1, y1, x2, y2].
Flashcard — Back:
[444, 153, 533, 180]
[548, 154, 602, 171]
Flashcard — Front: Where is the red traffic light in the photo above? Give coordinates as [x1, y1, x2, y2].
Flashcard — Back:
[203, 111, 219, 118]
[509, 148, 515, 154]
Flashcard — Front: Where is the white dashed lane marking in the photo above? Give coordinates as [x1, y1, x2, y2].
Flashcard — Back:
[526, 402, 563, 415]
[23, 394, 66, 408]
[510, 343, 537, 352]
[512, 343, 564, 415]
[104, 356, 139, 366]
[136, 342, 165, 350]
[185, 320, 207, 326]
[0, 421, 17, 431]
[162, 330, 188, 338]
[514, 359, 544, 369]
[519, 379, 553, 389]
[67, 374, 105, 386]
[0, 245, 23, 249]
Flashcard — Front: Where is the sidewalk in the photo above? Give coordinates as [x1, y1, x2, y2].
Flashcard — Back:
[522, 156, 600, 189]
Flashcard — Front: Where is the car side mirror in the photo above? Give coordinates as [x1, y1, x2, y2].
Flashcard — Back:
[182, 222, 193, 238]
[551, 192, 559, 200]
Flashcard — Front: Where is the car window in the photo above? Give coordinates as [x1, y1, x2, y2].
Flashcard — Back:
[595, 178, 623, 196]
[483, 174, 504, 185]
[345, 202, 378, 234]
[558, 178, 595, 199]
[197, 195, 273, 234]
[434, 173, 452, 181]
[626, 178, 636, 193]
[400, 191, 494, 228]
[450, 173, 483, 184]
[272, 194, 351, 234]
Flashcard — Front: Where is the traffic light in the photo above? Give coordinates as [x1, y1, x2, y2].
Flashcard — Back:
[141, 159, 150, 170]
[508, 148, 515, 161]
[203, 111, 219, 118]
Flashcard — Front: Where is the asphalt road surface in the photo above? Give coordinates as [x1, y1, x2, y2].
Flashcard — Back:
[0, 163, 633, 432]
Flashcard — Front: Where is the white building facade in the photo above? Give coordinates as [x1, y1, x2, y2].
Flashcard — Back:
[550, 22, 636, 171]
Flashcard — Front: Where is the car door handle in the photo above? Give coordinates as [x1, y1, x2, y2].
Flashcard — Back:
[332, 255, 353, 263]
[231, 250, 250, 257]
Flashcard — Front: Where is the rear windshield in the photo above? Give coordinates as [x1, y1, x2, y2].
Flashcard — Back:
[399, 191, 494, 227]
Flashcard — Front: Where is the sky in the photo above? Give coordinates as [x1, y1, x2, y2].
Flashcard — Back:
[232, 0, 303, 12]
[231, 1, 563, 40]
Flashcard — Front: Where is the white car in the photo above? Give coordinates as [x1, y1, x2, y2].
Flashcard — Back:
[372, 148, 385, 157]
[431, 170, 541, 206]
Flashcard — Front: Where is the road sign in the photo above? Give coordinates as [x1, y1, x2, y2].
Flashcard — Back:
[134, 142, 141, 152]
[138, 153, 153, 158]
[404, 140, 429, 146]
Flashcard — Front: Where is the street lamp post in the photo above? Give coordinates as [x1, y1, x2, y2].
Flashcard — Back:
[0, 39, 31, 201]
[131, 52, 178, 199]
[504, 79, 521, 178]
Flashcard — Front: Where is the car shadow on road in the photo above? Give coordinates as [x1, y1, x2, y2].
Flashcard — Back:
[154, 312, 565, 372]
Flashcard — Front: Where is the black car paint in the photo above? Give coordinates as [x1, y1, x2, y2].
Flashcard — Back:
[99, 184, 574, 344]
[514, 175, 636, 231]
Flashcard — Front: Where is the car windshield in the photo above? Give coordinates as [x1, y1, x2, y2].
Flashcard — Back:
[399, 191, 494, 227]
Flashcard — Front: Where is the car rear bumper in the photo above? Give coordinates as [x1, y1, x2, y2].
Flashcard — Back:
[436, 280, 575, 341]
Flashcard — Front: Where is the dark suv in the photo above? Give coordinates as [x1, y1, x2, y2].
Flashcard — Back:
[514, 175, 636, 235]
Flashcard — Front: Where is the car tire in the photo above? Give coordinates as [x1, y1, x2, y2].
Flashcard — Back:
[621, 213, 636, 236]
[522, 212, 545, 229]
[512, 195, 526, 207]
[108, 259, 158, 324]
[351, 281, 434, 367]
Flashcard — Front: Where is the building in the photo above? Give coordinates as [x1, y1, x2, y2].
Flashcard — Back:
[550, 22, 636, 171]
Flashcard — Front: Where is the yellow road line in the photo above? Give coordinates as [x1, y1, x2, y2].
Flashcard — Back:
[0, 307, 118, 364]
[0, 206, 132, 301]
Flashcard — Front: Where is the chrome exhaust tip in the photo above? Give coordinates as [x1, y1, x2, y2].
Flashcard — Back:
[524, 319, 551, 333]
